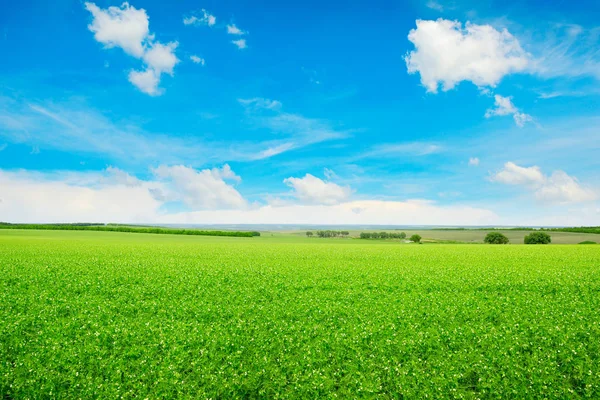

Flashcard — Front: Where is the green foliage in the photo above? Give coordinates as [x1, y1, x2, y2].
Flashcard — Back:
[409, 234, 422, 243]
[579, 241, 597, 245]
[542, 226, 600, 234]
[315, 230, 349, 238]
[524, 232, 552, 244]
[0, 223, 259, 237]
[2, 231, 600, 398]
[484, 232, 510, 244]
[306, 231, 313, 237]
[359, 231, 406, 240]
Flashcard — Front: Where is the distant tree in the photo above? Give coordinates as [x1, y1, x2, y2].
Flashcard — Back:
[399, 232, 407, 239]
[484, 232, 509, 244]
[306, 231, 313, 237]
[341, 231, 350, 237]
[524, 232, 551, 244]
[410, 234, 422, 243]
[360, 232, 371, 239]
[379, 232, 389, 239]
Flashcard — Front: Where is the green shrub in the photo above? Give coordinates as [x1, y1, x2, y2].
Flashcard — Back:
[410, 234, 422, 243]
[484, 232, 509, 244]
[524, 232, 551, 244]
[579, 241, 597, 245]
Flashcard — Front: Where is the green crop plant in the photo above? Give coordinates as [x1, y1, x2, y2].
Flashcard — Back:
[1, 230, 599, 398]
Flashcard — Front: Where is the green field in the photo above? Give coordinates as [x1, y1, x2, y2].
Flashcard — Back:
[280, 229, 600, 244]
[2, 230, 600, 398]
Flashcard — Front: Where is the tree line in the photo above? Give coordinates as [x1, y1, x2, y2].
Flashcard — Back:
[0, 223, 260, 237]
[359, 232, 407, 240]
[306, 230, 350, 238]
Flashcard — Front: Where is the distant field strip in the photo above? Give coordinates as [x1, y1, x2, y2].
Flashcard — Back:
[0, 223, 259, 237]
[1, 230, 599, 398]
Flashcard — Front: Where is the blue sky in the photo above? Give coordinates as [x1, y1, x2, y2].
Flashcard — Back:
[0, 0, 599, 225]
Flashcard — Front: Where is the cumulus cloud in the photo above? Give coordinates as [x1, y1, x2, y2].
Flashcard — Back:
[84, 2, 149, 58]
[0, 167, 504, 225]
[190, 55, 205, 65]
[226, 24, 245, 35]
[152, 164, 247, 210]
[405, 19, 529, 93]
[183, 9, 216, 27]
[491, 162, 597, 204]
[468, 157, 480, 166]
[232, 39, 247, 50]
[0, 168, 162, 223]
[4, 167, 599, 226]
[85, 2, 179, 95]
[104, 166, 141, 187]
[485, 95, 532, 127]
[283, 174, 352, 205]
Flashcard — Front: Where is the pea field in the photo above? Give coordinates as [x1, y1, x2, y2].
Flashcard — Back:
[1, 230, 600, 398]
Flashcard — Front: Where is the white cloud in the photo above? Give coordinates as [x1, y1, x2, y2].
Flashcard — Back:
[128, 69, 161, 95]
[232, 39, 247, 49]
[237, 97, 348, 158]
[426, 1, 444, 11]
[104, 166, 141, 187]
[468, 157, 480, 166]
[491, 162, 597, 204]
[161, 200, 500, 226]
[85, 2, 179, 95]
[0, 167, 504, 224]
[142, 42, 178, 75]
[190, 55, 205, 65]
[238, 97, 282, 111]
[283, 174, 352, 205]
[251, 143, 295, 160]
[405, 19, 529, 93]
[183, 9, 216, 27]
[3, 167, 599, 226]
[0, 169, 162, 223]
[0, 96, 344, 165]
[529, 24, 600, 82]
[358, 142, 442, 159]
[227, 24, 245, 35]
[152, 164, 247, 210]
[84, 2, 149, 58]
[485, 95, 532, 127]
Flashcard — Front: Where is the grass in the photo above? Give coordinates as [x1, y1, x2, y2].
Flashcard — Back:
[1, 230, 600, 398]
[287, 229, 600, 244]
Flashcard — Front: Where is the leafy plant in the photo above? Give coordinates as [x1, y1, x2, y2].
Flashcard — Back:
[484, 232, 509, 244]
[524, 232, 551, 244]
[409, 234, 422, 243]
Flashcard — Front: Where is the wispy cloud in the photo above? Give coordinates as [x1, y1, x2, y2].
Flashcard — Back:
[0, 95, 351, 166]
[357, 142, 443, 159]
[529, 24, 600, 81]
[426, 1, 444, 11]
[237, 97, 351, 159]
